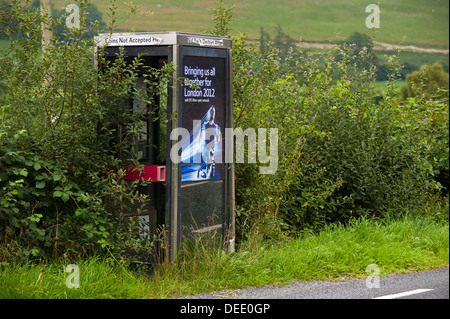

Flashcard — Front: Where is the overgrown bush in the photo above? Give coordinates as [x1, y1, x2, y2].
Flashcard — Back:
[0, 0, 167, 262]
[401, 62, 449, 100]
[229, 23, 448, 241]
[1, 120, 83, 260]
[395, 93, 449, 194]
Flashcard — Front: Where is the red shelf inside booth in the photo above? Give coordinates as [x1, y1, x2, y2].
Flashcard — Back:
[123, 165, 166, 182]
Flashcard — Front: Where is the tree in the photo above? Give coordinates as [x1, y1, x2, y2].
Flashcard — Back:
[344, 32, 374, 56]
[259, 26, 269, 54]
[40, 0, 52, 56]
[31, 0, 106, 40]
[204, 0, 234, 36]
[258, 24, 297, 59]
[401, 62, 449, 100]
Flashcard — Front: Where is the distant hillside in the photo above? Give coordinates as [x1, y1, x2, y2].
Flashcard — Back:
[52, 0, 449, 49]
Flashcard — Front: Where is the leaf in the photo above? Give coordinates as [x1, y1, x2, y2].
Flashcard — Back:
[36, 181, 46, 189]
[33, 162, 41, 171]
[30, 248, 40, 257]
[61, 193, 70, 203]
[32, 190, 45, 197]
[75, 208, 86, 217]
[19, 169, 28, 177]
[53, 190, 63, 198]
[28, 214, 43, 222]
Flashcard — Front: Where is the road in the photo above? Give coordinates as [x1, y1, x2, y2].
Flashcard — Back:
[296, 41, 449, 54]
[184, 267, 449, 299]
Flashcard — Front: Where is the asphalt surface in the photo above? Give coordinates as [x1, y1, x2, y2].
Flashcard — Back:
[184, 267, 449, 299]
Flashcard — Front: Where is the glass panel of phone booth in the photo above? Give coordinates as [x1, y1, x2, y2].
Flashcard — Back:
[99, 51, 170, 250]
[179, 180, 224, 245]
[132, 77, 149, 162]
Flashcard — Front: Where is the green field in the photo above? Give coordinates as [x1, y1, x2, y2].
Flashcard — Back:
[51, 0, 449, 49]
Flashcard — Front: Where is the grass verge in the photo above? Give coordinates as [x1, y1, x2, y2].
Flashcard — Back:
[0, 257, 151, 299]
[1, 214, 448, 298]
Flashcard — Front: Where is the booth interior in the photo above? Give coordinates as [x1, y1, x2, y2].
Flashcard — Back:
[98, 45, 170, 263]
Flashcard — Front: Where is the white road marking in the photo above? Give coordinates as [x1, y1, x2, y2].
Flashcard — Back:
[373, 289, 434, 299]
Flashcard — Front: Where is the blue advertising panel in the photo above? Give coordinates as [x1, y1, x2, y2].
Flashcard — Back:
[178, 46, 230, 240]
[179, 49, 228, 182]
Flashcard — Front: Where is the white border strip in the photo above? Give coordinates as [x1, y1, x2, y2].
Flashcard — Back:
[373, 289, 434, 299]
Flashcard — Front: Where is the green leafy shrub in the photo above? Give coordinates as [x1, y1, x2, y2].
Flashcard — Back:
[0, 0, 166, 262]
[401, 63, 449, 100]
[396, 93, 449, 195]
[231, 30, 448, 240]
[0, 119, 84, 260]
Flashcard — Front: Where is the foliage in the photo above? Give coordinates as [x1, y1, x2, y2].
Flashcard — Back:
[0, 0, 448, 264]
[0, 0, 169, 262]
[401, 62, 449, 100]
[259, 25, 297, 59]
[258, 29, 447, 83]
[226, 11, 449, 241]
[395, 94, 449, 194]
[0, 120, 84, 260]
[29, 0, 106, 40]
[203, 0, 234, 37]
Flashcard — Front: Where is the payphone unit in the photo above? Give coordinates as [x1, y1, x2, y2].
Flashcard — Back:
[95, 32, 234, 262]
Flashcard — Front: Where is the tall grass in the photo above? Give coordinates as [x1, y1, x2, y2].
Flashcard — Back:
[0, 257, 151, 299]
[1, 214, 448, 298]
[148, 215, 448, 298]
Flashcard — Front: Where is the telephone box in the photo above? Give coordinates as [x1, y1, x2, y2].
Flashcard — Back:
[95, 32, 235, 262]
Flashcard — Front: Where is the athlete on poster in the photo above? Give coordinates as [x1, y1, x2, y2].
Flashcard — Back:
[180, 55, 226, 182]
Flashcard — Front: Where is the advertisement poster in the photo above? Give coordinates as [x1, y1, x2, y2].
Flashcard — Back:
[180, 55, 226, 182]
